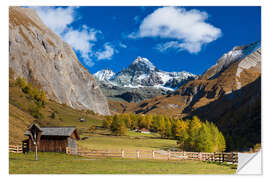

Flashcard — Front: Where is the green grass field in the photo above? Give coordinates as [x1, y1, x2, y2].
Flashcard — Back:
[9, 152, 236, 174]
[78, 129, 178, 151]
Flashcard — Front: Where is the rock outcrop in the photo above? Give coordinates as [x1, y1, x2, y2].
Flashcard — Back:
[9, 7, 110, 115]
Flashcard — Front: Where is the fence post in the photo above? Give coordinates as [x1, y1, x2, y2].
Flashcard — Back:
[233, 152, 237, 164]
[106, 149, 109, 158]
[152, 150, 155, 159]
[136, 150, 140, 159]
[168, 151, 170, 160]
[16, 145, 19, 153]
[121, 149, 124, 159]
[66, 147, 70, 154]
[220, 153, 222, 163]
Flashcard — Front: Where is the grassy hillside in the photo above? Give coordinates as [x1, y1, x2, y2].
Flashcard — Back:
[9, 73, 104, 144]
[9, 152, 236, 174]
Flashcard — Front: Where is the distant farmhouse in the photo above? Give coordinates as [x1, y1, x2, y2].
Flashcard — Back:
[139, 128, 151, 134]
[23, 124, 80, 154]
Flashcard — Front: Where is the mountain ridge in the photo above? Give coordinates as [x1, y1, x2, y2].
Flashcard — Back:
[95, 56, 197, 90]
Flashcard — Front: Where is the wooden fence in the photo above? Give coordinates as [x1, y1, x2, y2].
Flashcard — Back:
[67, 148, 238, 164]
[9, 145, 23, 153]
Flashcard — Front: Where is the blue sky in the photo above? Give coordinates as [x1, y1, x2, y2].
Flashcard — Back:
[32, 6, 261, 75]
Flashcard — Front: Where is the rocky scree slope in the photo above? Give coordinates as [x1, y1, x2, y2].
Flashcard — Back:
[9, 7, 110, 115]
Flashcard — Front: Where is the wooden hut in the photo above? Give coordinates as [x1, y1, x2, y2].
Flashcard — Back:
[23, 123, 80, 154]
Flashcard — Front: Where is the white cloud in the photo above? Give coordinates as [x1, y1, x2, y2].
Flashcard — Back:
[130, 7, 222, 53]
[119, 42, 127, 48]
[95, 43, 115, 60]
[32, 6, 76, 35]
[63, 26, 101, 66]
[155, 41, 203, 53]
[32, 7, 117, 67]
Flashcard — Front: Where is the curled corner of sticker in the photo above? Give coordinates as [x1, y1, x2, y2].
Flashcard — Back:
[236, 150, 262, 175]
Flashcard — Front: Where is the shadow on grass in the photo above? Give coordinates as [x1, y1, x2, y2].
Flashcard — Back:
[206, 161, 238, 170]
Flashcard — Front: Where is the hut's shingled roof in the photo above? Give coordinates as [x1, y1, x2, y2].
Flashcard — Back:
[25, 127, 76, 137]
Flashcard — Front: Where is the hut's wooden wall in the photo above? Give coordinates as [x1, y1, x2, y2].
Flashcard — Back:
[29, 136, 68, 152]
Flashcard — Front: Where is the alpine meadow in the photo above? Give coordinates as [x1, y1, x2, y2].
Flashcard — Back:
[9, 6, 261, 174]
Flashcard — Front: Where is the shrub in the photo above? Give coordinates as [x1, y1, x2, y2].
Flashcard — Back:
[253, 144, 261, 152]
[28, 104, 43, 119]
[15, 77, 27, 88]
[86, 110, 95, 115]
[50, 112, 56, 119]
[22, 84, 32, 94]
[88, 125, 96, 134]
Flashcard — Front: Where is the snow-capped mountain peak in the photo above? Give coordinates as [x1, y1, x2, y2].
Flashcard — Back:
[95, 56, 197, 91]
[94, 69, 115, 81]
[129, 56, 157, 72]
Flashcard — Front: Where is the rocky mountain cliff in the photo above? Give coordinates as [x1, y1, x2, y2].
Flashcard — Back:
[9, 7, 110, 115]
[94, 56, 196, 103]
[96, 56, 196, 89]
[201, 41, 260, 80]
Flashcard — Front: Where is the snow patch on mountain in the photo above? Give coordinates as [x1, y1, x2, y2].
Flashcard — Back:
[132, 56, 156, 71]
[203, 41, 261, 80]
[94, 69, 115, 81]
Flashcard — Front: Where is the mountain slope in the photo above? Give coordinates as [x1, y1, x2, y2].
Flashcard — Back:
[201, 41, 260, 80]
[126, 42, 261, 150]
[130, 42, 261, 115]
[9, 7, 110, 115]
[9, 72, 104, 144]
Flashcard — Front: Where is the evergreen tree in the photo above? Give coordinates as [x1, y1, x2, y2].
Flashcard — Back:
[158, 115, 166, 138]
[217, 131, 226, 152]
[103, 116, 113, 128]
[145, 114, 153, 129]
[110, 115, 127, 136]
[174, 120, 189, 150]
[130, 114, 139, 129]
[152, 115, 160, 132]
[165, 119, 173, 138]
[138, 115, 147, 129]
[187, 116, 202, 151]
[195, 123, 213, 152]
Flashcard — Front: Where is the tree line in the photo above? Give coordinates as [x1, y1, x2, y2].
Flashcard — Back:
[103, 114, 226, 152]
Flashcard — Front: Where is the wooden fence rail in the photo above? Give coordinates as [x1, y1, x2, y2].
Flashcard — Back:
[9, 145, 23, 153]
[68, 148, 238, 164]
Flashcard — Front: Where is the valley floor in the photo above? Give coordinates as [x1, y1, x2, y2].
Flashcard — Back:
[9, 152, 236, 174]
[78, 129, 177, 151]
